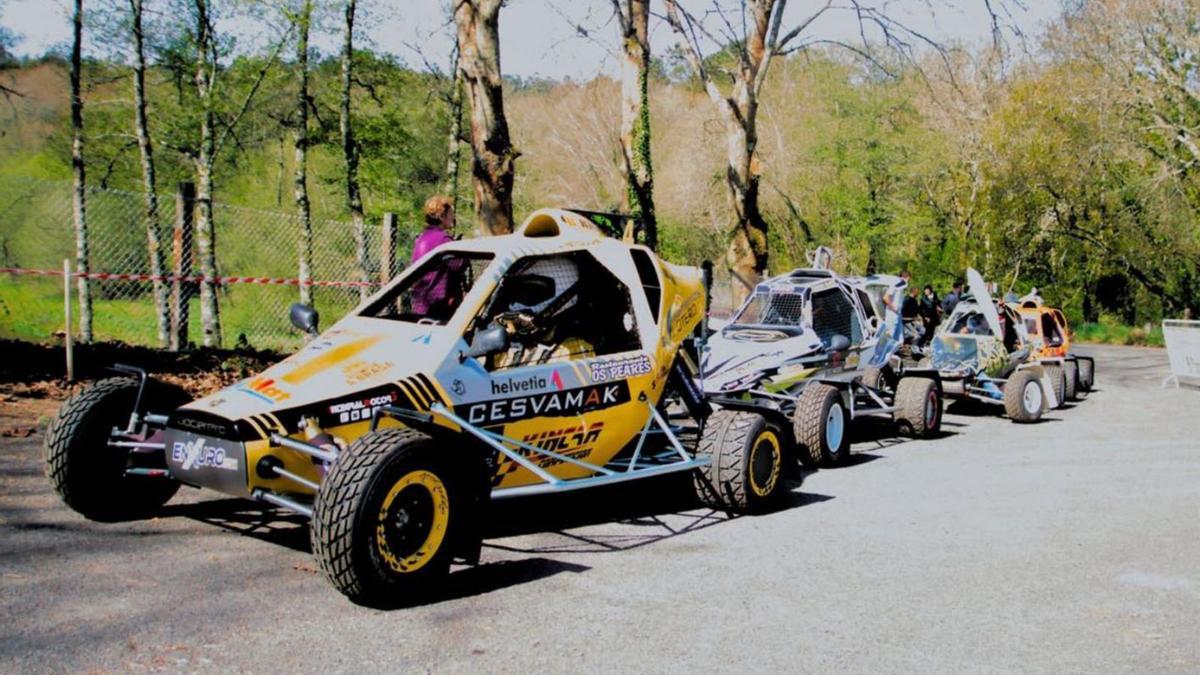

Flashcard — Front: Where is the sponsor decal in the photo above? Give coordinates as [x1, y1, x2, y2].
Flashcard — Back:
[491, 371, 564, 396]
[328, 392, 399, 424]
[174, 416, 230, 436]
[281, 335, 384, 384]
[451, 379, 466, 396]
[235, 377, 290, 404]
[589, 354, 652, 382]
[462, 381, 631, 425]
[172, 438, 240, 472]
[341, 360, 393, 385]
[667, 292, 704, 343]
[522, 422, 604, 455]
[412, 332, 432, 344]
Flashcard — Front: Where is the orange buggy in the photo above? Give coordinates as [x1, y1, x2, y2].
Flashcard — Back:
[1016, 296, 1095, 401]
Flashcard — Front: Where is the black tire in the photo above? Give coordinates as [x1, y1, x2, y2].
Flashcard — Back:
[861, 365, 897, 394]
[1077, 357, 1095, 394]
[45, 377, 188, 521]
[1003, 370, 1044, 423]
[794, 384, 850, 467]
[693, 410, 787, 513]
[861, 367, 883, 391]
[1063, 360, 1078, 402]
[310, 428, 465, 606]
[1045, 364, 1066, 408]
[894, 377, 942, 438]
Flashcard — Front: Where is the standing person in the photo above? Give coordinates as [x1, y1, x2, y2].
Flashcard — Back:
[408, 195, 460, 319]
[942, 278, 964, 316]
[410, 195, 456, 264]
[901, 285, 921, 345]
[919, 284, 940, 346]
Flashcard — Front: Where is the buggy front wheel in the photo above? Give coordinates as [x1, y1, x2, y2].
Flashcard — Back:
[46, 377, 189, 521]
[794, 384, 850, 467]
[310, 428, 465, 607]
[1004, 370, 1044, 423]
[894, 377, 942, 438]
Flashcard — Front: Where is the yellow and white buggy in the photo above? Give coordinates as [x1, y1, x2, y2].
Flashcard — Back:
[44, 209, 786, 605]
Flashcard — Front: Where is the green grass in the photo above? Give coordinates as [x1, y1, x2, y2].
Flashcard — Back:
[1074, 320, 1165, 347]
[0, 278, 365, 352]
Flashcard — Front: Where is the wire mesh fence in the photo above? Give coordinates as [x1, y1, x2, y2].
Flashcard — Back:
[0, 176, 413, 352]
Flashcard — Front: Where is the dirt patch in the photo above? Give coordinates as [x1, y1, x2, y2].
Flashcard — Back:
[0, 340, 284, 418]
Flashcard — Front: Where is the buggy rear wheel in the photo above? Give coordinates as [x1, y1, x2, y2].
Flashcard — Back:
[45, 377, 188, 521]
[1045, 364, 1066, 408]
[894, 377, 942, 438]
[794, 384, 850, 467]
[1004, 370, 1044, 423]
[311, 428, 463, 607]
[1076, 357, 1095, 395]
[1063, 360, 1078, 401]
[693, 410, 787, 513]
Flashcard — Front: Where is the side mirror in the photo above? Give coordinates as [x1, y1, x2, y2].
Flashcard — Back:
[462, 323, 509, 360]
[289, 303, 319, 336]
[827, 334, 850, 353]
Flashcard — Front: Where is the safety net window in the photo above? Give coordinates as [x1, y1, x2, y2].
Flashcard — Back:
[733, 290, 807, 326]
[1041, 313, 1064, 346]
[811, 289, 862, 346]
[361, 252, 494, 325]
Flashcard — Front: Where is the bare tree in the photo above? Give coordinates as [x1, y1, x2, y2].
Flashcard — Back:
[444, 48, 464, 211]
[612, 0, 656, 248]
[664, 0, 1011, 300]
[128, 0, 169, 347]
[70, 0, 93, 342]
[454, 0, 517, 235]
[292, 0, 314, 306]
[340, 0, 369, 301]
[188, 0, 286, 347]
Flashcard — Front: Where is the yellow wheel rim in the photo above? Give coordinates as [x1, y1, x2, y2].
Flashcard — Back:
[375, 469, 450, 574]
[748, 430, 782, 498]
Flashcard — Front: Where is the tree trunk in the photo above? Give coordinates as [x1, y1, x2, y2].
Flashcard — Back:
[70, 0, 92, 343]
[617, 0, 656, 249]
[665, 0, 775, 304]
[193, 0, 220, 347]
[340, 0, 369, 301]
[444, 59, 463, 212]
[294, 0, 314, 306]
[454, 0, 516, 235]
[129, 0, 169, 347]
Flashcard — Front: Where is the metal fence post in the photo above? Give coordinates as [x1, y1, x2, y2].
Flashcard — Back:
[170, 182, 195, 351]
[63, 258, 74, 381]
[381, 212, 397, 284]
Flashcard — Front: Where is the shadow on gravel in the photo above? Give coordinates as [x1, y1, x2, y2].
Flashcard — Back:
[847, 419, 961, 455]
[156, 498, 312, 552]
[482, 473, 830, 556]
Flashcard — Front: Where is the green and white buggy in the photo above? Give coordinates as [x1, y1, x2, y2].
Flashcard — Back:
[699, 248, 943, 478]
[925, 269, 1065, 423]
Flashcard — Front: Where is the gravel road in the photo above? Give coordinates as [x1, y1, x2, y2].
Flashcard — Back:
[2, 344, 1197, 673]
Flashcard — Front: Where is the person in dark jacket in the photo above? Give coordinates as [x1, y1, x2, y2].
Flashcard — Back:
[918, 284, 940, 346]
[942, 278, 964, 316]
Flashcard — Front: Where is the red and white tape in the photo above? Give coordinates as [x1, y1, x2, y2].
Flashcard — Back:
[0, 267, 377, 288]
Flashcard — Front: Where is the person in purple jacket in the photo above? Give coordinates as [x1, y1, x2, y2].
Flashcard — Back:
[408, 195, 461, 319]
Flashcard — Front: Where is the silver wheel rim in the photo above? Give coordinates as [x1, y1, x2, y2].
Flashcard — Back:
[826, 404, 845, 451]
[1023, 380, 1042, 413]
